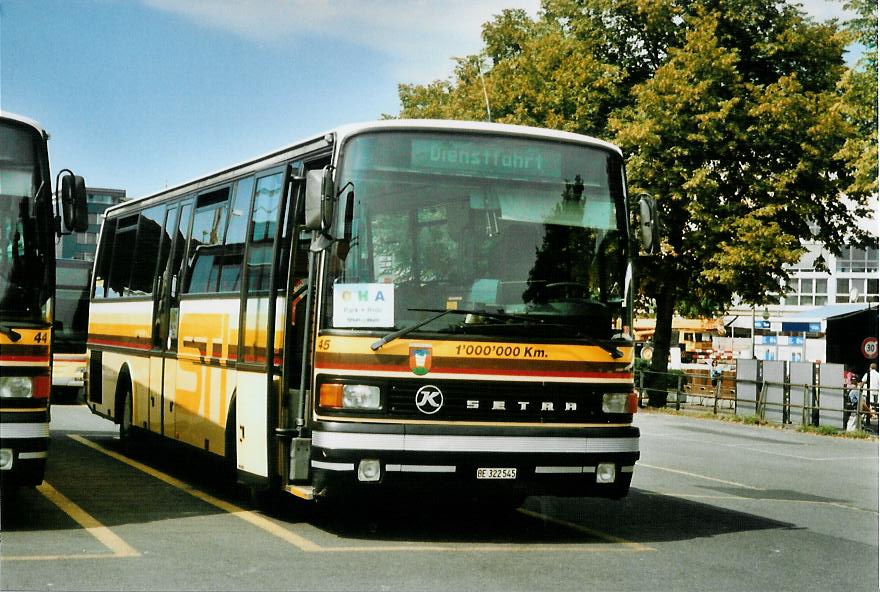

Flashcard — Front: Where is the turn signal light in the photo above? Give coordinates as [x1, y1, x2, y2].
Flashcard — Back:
[34, 375, 51, 399]
[319, 384, 344, 408]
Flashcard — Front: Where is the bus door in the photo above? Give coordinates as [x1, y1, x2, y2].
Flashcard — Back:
[235, 170, 286, 479]
[149, 200, 192, 438]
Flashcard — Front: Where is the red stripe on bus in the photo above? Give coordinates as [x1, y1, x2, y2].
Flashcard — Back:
[0, 356, 49, 363]
[87, 338, 153, 351]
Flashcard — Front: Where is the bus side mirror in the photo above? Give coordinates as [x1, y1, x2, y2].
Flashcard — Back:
[61, 174, 88, 233]
[304, 166, 334, 232]
[637, 193, 659, 254]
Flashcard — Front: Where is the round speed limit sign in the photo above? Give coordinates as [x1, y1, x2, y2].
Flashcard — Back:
[863, 337, 879, 359]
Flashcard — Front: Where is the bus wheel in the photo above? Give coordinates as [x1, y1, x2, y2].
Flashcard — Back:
[224, 405, 238, 487]
[118, 382, 134, 450]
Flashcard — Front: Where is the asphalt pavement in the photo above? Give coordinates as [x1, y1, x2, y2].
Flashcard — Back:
[2, 405, 877, 592]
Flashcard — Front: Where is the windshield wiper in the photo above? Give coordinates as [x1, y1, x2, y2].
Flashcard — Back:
[0, 324, 22, 342]
[370, 307, 536, 351]
[370, 308, 625, 358]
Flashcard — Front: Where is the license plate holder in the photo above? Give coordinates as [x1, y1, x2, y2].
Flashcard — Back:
[476, 468, 517, 480]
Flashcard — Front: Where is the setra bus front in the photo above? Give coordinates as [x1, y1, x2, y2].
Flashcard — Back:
[0, 114, 55, 489]
[303, 123, 643, 501]
[0, 112, 86, 491]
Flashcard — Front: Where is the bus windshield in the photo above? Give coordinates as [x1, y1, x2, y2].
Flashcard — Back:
[323, 131, 629, 340]
[0, 120, 48, 323]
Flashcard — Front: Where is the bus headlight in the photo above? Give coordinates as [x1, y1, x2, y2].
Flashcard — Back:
[0, 376, 34, 398]
[343, 385, 381, 409]
[602, 392, 638, 414]
[319, 384, 382, 410]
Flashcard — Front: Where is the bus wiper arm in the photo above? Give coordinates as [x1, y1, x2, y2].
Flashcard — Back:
[593, 337, 624, 359]
[370, 308, 536, 351]
[0, 324, 22, 342]
[371, 309, 456, 351]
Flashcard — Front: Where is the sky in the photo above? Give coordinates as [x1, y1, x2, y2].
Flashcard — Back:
[0, 0, 859, 199]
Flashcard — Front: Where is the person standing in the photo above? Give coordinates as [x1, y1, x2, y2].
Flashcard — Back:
[709, 358, 722, 387]
[859, 363, 879, 427]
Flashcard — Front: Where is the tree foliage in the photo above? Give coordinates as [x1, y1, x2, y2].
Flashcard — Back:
[396, 0, 878, 405]
[836, 0, 878, 197]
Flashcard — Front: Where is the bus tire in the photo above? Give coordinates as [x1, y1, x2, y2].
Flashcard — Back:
[224, 401, 237, 486]
[116, 376, 135, 450]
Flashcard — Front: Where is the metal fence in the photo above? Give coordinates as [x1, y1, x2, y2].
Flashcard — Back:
[635, 366, 879, 432]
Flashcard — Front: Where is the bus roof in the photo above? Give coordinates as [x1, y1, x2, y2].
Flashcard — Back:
[0, 110, 48, 139]
[333, 120, 623, 156]
[106, 119, 624, 216]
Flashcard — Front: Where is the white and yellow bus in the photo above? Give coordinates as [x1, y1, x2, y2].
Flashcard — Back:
[86, 120, 657, 502]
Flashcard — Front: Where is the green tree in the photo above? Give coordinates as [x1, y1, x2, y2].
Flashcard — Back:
[397, 0, 876, 406]
[836, 0, 878, 197]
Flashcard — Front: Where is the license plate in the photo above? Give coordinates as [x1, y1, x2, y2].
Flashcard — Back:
[476, 468, 517, 480]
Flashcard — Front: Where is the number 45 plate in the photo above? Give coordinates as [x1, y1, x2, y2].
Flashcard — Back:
[476, 468, 517, 479]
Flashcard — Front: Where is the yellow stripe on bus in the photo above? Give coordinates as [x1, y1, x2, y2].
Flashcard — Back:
[316, 335, 633, 363]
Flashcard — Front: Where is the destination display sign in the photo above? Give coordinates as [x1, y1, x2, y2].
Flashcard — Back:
[411, 139, 563, 179]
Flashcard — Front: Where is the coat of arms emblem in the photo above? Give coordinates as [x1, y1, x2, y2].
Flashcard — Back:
[409, 344, 433, 376]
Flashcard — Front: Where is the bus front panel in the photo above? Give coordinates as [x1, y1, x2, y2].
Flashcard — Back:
[306, 129, 637, 500]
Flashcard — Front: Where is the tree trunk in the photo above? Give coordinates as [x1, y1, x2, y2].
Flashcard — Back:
[646, 281, 677, 407]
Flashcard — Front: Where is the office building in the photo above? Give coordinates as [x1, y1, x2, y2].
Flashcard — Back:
[56, 187, 126, 261]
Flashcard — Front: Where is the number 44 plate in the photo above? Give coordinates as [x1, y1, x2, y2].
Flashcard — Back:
[476, 468, 517, 479]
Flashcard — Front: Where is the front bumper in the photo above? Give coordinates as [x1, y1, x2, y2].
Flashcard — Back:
[309, 422, 639, 498]
[0, 407, 50, 487]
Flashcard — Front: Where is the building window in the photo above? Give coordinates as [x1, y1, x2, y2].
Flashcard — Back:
[836, 246, 879, 273]
[835, 277, 880, 303]
[783, 277, 828, 306]
[88, 193, 119, 205]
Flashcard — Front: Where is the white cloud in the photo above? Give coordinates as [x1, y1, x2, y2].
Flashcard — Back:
[142, 0, 853, 83]
[143, 0, 541, 82]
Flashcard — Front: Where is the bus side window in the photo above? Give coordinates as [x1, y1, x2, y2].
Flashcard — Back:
[106, 214, 139, 298]
[128, 205, 165, 296]
[246, 173, 283, 292]
[93, 218, 117, 298]
[185, 187, 231, 294]
[218, 176, 254, 293]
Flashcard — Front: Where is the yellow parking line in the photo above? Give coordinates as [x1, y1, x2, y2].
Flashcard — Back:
[69, 434, 652, 554]
[2, 482, 139, 561]
[68, 434, 322, 552]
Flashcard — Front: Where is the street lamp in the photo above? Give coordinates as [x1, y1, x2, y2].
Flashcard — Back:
[751, 305, 756, 359]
